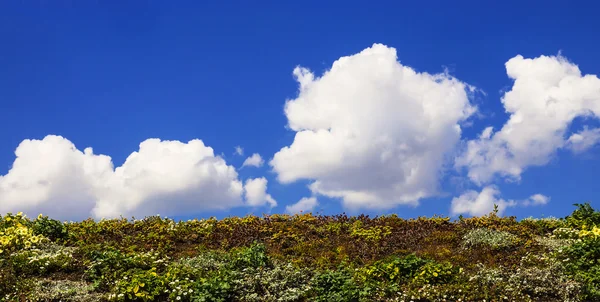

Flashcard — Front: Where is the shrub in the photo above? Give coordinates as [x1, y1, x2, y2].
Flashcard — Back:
[31, 214, 68, 242]
[311, 268, 359, 302]
[85, 248, 169, 291]
[109, 268, 165, 301]
[467, 253, 582, 302]
[10, 243, 77, 276]
[461, 227, 519, 250]
[565, 202, 600, 230]
[412, 261, 461, 285]
[192, 270, 234, 302]
[349, 221, 392, 242]
[0, 212, 48, 255]
[558, 236, 600, 300]
[230, 243, 271, 270]
[26, 279, 100, 302]
[230, 261, 313, 302]
[356, 254, 429, 284]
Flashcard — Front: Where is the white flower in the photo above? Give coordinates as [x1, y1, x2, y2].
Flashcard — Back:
[176, 297, 181, 300]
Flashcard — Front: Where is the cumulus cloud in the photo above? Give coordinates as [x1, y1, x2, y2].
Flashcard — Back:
[456, 54, 600, 184]
[521, 193, 550, 206]
[450, 186, 516, 216]
[286, 197, 318, 214]
[566, 127, 600, 153]
[234, 146, 244, 156]
[0, 135, 275, 220]
[270, 43, 475, 210]
[242, 153, 264, 168]
[243, 177, 277, 207]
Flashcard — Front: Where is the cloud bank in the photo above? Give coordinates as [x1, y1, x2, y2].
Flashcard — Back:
[0, 135, 275, 220]
[4, 45, 599, 219]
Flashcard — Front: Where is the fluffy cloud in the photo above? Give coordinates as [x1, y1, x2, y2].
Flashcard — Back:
[0, 135, 274, 220]
[243, 177, 277, 207]
[450, 186, 517, 216]
[271, 43, 475, 210]
[242, 153, 264, 168]
[456, 54, 600, 184]
[286, 197, 318, 214]
[566, 127, 600, 153]
[521, 193, 550, 206]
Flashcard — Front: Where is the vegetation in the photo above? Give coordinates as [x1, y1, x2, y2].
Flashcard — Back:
[0, 203, 599, 301]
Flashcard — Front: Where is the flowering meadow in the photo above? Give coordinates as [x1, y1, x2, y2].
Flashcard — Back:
[1, 203, 599, 301]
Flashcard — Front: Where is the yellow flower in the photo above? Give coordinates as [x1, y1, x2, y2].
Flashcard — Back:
[38, 214, 43, 219]
[17, 212, 23, 217]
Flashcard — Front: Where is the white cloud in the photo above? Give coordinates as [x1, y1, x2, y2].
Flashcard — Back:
[271, 43, 475, 210]
[521, 193, 550, 206]
[0, 135, 274, 220]
[566, 127, 600, 153]
[242, 153, 264, 168]
[450, 186, 516, 217]
[286, 197, 318, 214]
[456, 54, 600, 184]
[243, 177, 277, 207]
[234, 146, 244, 156]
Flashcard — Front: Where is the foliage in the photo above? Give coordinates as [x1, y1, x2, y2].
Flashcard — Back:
[1, 202, 600, 301]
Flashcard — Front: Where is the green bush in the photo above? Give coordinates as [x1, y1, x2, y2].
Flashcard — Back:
[565, 202, 600, 229]
[85, 248, 168, 291]
[193, 270, 234, 302]
[10, 243, 77, 276]
[109, 268, 165, 301]
[31, 215, 68, 242]
[230, 243, 271, 270]
[356, 254, 429, 284]
[559, 236, 600, 300]
[311, 268, 359, 302]
[413, 261, 461, 285]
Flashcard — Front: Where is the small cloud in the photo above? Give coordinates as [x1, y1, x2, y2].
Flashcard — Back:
[450, 186, 516, 217]
[244, 177, 277, 207]
[286, 197, 318, 214]
[521, 194, 550, 206]
[234, 146, 244, 156]
[566, 127, 600, 154]
[242, 153, 264, 168]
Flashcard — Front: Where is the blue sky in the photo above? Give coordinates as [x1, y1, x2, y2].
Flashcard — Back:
[1, 1, 599, 221]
